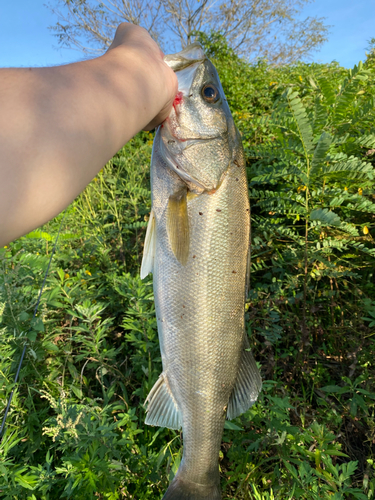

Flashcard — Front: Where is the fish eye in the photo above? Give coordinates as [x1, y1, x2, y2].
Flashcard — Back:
[201, 84, 220, 103]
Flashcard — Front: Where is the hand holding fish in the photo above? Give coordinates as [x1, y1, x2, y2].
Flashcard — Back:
[107, 23, 178, 130]
[0, 23, 177, 246]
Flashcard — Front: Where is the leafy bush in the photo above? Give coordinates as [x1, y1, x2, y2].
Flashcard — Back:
[1, 39, 375, 499]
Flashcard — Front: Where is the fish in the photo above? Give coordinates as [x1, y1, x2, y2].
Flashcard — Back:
[140, 42, 262, 500]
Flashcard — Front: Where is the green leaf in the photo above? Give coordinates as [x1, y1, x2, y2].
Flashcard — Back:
[320, 385, 349, 394]
[357, 388, 375, 399]
[224, 421, 243, 431]
[15, 473, 38, 490]
[333, 79, 360, 124]
[283, 460, 299, 480]
[322, 156, 373, 179]
[170, 448, 182, 479]
[31, 317, 44, 332]
[317, 77, 336, 105]
[313, 96, 328, 137]
[42, 341, 59, 352]
[19, 311, 30, 322]
[59, 233, 79, 241]
[286, 89, 314, 153]
[71, 385, 83, 399]
[310, 208, 341, 226]
[310, 132, 332, 176]
[156, 444, 169, 470]
[23, 230, 53, 241]
[352, 394, 368, 414]
[356, 134, 375, 149]
[27, 331, 37, 342]
[324, 449, 349, 457]
[350, 397, 358, 417]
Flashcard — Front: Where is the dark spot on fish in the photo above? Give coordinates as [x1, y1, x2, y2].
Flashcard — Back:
[176, 165, 180, 169]
[236, 178, 239, 181]
[234, 160, 240, 167]
[193, 255, 196, 258]
[246, 209, 250, 212]
[189, 94, 193, 97]
[196, 273, 199, 275]
[216, 209, 222, 212]
[232, 270, 237, 274]
[199, 212, 203, 215]
[168, 140, 175, 144]
[183, 305, 185, 308]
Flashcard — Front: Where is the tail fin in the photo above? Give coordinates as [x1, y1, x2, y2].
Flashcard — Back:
[162, 477, 221, 500]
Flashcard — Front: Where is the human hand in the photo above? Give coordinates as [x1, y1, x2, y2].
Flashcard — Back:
[107, 23, 177, 130]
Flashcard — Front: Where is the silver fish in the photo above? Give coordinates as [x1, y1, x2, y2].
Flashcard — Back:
[141, 43, 262, 500]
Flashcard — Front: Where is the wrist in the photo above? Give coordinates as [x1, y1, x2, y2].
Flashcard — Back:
[103, 43, 177, 131]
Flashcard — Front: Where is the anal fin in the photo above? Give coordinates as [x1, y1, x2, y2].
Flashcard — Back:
[227, 337, 262, 420]
[140, 209, 156, 279]
[145, 374, 182, 430]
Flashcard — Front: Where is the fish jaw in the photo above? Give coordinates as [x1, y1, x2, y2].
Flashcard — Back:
[158, 120, 229, 192]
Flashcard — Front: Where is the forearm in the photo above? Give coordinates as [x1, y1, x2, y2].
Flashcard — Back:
[0, 29, 176, 246]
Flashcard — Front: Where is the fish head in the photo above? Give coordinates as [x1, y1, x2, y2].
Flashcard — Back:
[160, 43, 238, 193]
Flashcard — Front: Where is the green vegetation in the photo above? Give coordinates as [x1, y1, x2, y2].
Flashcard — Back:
[1, 36, 375, 499]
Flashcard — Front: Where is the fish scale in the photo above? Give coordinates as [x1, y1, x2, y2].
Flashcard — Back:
[141, 43, 262, 500]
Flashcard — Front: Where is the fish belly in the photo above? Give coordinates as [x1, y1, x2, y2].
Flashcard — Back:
[152, 153, 250, 486]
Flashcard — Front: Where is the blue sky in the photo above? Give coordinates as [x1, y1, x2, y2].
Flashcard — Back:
[0, 0, 373, 68]
[300, 0, 373, 67]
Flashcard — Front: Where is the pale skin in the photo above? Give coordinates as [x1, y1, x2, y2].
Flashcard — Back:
[0, 23, 178, 247]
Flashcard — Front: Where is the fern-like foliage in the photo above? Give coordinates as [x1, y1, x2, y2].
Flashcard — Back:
[248, 60, 375, 305]
[310, 132, 332, 176]
[285, 89, 314, 154]
[316, 76, 336, 105]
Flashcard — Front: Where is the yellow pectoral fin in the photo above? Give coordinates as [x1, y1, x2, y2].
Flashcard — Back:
[167, 188, 190, 265]
[186, 191, 198, 202]
[140, 209, 156, 279]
